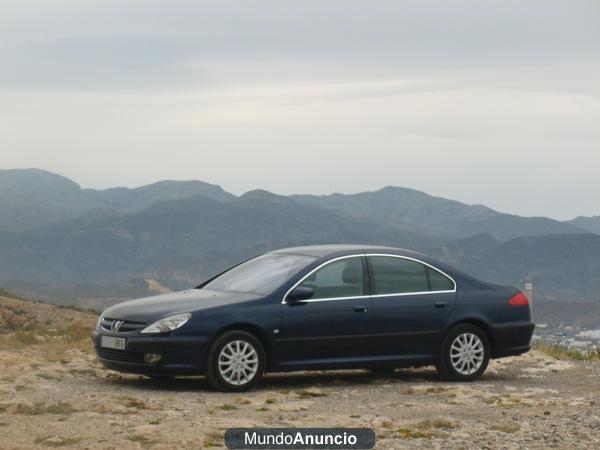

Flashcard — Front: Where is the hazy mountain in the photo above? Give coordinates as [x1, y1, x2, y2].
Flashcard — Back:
[436, 233, 600, 300]
[567, 216, 600, 235]
[0, 169, 90, 232]
[293, 187, 586, 241]
[1, 169, 586, 239]
[1, 169, 598, 318]
[0, 168, 234, 232]
[0, 193, 431, 288]
[4, 277, 171, 311]
[84, 179, 234, 210]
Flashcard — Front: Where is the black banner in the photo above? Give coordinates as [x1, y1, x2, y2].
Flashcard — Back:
[224, 428, 375, 449]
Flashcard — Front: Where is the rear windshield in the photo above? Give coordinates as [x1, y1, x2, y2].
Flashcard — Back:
[203, 253, 316, 295]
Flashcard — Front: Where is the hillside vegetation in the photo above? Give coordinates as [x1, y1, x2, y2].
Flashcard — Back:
[0, 292, 95, 355]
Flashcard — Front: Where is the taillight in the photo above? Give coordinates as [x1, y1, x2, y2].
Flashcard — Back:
[508, 292, 529, 307]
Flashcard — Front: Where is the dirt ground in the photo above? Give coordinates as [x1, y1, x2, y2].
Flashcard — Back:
[1, 295, 599, 449]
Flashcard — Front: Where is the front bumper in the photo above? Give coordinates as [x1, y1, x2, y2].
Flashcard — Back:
[490, 321, 535, 358]
[92, 330, 210, 376]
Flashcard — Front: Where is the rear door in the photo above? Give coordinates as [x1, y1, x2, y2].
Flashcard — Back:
[278, 255, 371, 368]
[367, 255, 456, 358]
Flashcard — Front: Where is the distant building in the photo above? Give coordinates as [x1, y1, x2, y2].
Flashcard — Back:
[524, 279, 533, 303]
[578, 330, 600, 339]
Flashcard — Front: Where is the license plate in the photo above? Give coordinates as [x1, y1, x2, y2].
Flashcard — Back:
[101, 336, 126, 350]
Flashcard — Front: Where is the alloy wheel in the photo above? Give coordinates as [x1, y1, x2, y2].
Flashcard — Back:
[450, 332, 485, 375]
[217, 339, 259, 386]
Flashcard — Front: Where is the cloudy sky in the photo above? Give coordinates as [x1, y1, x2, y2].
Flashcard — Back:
[1, 0, 599, 220]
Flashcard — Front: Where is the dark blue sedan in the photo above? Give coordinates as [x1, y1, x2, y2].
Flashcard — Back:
[93, 245, 534, 391]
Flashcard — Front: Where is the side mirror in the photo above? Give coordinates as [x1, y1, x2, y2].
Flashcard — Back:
[286, 286, 314, 303]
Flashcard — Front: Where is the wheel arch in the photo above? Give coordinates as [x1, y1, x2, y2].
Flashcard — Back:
[208, 323, 273, 370]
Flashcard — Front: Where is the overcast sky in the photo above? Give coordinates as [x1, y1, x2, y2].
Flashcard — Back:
[1, 1, 599, 220]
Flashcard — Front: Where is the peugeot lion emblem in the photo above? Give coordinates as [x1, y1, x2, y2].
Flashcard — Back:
[111, 320, 124, 333]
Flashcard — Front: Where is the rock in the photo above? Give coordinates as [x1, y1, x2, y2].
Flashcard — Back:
[271, 400, 315, 411]
[371, 416, 393, 428]
[299, 387, 326, 397]
[134, 424, 161, 436]
[44, 437, 66, 446]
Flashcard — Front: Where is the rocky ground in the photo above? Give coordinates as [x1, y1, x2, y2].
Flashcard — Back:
[1, 294, 599, 449]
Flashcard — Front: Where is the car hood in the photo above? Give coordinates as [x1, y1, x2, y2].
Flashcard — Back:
[102, 289, 261, 323]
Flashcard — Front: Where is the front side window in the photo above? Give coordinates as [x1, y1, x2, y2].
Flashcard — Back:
[298, 257, 364, 300]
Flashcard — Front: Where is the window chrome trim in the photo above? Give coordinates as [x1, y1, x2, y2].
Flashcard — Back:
[281, 253, 457, 304]
[289, 294, 369, 303]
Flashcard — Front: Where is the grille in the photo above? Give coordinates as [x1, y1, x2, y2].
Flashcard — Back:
[101, 317, 145, 333]
[96, 348, 145, 363]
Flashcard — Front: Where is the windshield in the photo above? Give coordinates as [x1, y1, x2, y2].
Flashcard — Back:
[202, 253, 317, 295]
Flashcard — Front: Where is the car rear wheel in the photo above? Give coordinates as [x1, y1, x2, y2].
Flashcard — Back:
[206, 330, 265, 391]
[437, 324, 490, 381]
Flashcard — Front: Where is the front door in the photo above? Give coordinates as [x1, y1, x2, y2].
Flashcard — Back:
[367, 255, 457, 359]
[278, 256, 371, 369]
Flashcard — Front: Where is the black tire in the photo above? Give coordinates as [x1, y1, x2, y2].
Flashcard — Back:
[437, 324, 490, 382]
[206, 330, 266, 392]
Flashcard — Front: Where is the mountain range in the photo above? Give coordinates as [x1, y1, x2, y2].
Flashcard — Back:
[0, 168, 599, 324]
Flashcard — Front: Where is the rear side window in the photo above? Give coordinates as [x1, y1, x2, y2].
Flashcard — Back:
[368, 256, 455, 294]
[427, 267, 454, 291]
[369, 256, 428, 294]
[298, 257, 364, 300]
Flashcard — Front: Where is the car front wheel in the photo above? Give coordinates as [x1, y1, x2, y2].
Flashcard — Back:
[206, 330, 265, 391]
[437, 324, 490, 381]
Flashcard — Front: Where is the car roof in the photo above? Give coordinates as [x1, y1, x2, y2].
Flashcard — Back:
[270, 244, 427, 259]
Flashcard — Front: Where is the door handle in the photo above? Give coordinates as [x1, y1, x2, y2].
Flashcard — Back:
[434, 301, 447, 308]
[353, 306, 368, 313]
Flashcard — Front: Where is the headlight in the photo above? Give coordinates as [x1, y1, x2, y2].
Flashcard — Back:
[140, 313, 192, 334]
[95, 314, 103, 331]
